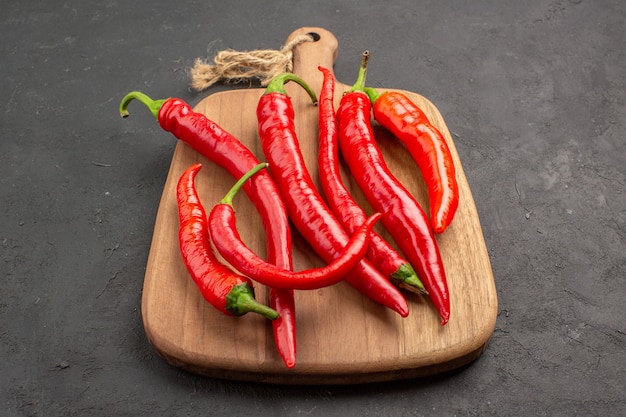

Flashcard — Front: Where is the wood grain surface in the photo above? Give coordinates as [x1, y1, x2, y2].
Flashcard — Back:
[141, 27, 497, 384]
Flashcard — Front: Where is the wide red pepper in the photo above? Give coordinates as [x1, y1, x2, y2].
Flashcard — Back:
[366, 88, 459, 234]
[176, 163, 278, 319]
[256, 73, 409, 317]
[336, 52, 450, 324]
[316, 66, 425, 295]
[120, 92, 297, 367]
[209, 162, 381, 290]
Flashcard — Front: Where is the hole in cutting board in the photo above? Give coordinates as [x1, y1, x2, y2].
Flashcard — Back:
[307, 32, 321, 42]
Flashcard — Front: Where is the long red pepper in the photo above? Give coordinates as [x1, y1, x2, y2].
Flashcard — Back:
[257, 73, 409, 317]
[316, 66, 426, 295]
[176, 163, 278, 319]
[366, 88, 459, 234]
[337, 52, 450, 324]
[210, 162, 382, 290]
[120, 93, 297, 367]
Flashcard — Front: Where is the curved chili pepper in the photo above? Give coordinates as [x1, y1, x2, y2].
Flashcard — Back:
[176, 163, 278, 319]
[316, 66, 426, 295]
[337, 52, 450, 324]
[210, 162, 382, 289]
[120, 93, 297, 367]
[257, 73, 409, 317]
[366, 88, 459, 234]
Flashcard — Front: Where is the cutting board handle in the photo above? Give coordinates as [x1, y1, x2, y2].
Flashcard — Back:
[287, 27, 339, 93]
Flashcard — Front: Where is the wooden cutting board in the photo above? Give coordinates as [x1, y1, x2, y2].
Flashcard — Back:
[141, 27, 497, 384]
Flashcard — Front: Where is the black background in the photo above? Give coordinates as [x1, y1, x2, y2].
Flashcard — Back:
[2, 1, 624, 416]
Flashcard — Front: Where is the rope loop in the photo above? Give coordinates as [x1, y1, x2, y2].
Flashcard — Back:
[190, 34, 315, 91]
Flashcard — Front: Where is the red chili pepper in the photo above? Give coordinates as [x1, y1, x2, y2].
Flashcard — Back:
[256, 73, 409, 317]
[176, 163, 278, 319]
[316, 66, 426, 295]
[209, 162, 382, 290]
[366, 88, 459, 234]
[120, 93, 297, 367]
[337, 52, 450, 325]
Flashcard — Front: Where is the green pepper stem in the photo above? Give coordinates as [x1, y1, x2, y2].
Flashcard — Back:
[347, 50, 370, 93]
[264, 73, 318, 104]
[364, 86, 381, 104]
[392, 263, 428, 295]
[226, 282, 279, 319]
[220, 162, 269, 206]
[119, 91, 168, 119]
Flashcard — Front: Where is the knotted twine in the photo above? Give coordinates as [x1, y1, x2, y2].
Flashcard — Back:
[189, 34, 315, 92]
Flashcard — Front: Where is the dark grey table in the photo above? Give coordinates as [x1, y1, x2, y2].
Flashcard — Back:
[2, 1, 624, 416]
